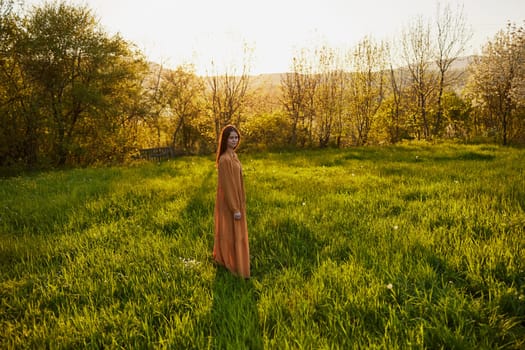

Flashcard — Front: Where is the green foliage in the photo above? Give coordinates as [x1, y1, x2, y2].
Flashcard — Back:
[0, 1, 148, 167]
[466, 23, 525, 145]
[242, 112, 291, 152]
[3, 2, 525, 168]
[1, 144, 524, 348]
[429, 90, 473, 141]
[160, 65, 207, 153]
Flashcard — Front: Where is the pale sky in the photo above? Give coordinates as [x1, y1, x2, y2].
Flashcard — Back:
[23, 0, 525, 75]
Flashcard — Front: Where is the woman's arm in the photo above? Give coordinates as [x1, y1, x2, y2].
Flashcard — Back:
[218, 156, 241, 216]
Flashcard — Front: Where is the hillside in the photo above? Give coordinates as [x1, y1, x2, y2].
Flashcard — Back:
[246, 55, 477, 96]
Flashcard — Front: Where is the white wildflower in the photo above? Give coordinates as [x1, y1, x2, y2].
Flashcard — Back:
[179, 257, 200, 268]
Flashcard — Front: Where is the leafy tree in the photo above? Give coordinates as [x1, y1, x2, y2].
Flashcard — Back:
[17, 1, 148, 165]
[162, 64, 206, 153]
[0, 0, 19, 42]
[466, 22, 525, 145]
[0, 0, 47, 166]
[441, 90, 471, 139]
[242, 111, 290, 151]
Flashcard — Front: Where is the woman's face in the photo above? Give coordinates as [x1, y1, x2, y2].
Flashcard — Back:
[227, 131, 239, 149]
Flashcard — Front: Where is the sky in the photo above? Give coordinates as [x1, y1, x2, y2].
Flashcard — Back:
[22, 0, 525, 75]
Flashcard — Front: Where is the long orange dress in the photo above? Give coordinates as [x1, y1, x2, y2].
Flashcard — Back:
[213, 149, 250, 278]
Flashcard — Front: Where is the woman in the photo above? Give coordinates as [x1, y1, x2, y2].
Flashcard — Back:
[213, 125, 250, 279]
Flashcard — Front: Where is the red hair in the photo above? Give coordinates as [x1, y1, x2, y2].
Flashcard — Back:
[215, 125, 241, 166]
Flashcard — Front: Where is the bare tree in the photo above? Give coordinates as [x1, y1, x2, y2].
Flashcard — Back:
[401, 16, 438, 140]
[281, 49, 318, 147]
[433, 2, 472, 135]
[314, 45, 345, 147]
[281, 58, 307, 146]
[205, 44, 252, 141]
[347, 36, 387, 145]
[384, 40, 408, 143]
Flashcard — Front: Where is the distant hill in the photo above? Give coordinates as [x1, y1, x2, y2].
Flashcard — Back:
[249, 73, 283, 89]
[447, 55, 478, 71]
[249, 54, 477, 83]
[148, 55, 478, 94]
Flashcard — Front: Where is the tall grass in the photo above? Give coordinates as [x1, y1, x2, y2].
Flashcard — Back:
[1, 143, 524, 349]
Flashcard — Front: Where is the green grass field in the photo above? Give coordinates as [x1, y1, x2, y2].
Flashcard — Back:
[1, 143, 524, 349]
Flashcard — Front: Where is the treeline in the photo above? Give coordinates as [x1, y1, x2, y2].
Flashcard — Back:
[1, 1, 524, 167]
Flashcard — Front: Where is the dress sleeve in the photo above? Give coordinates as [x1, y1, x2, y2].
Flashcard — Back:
[218, 156, 241, 213]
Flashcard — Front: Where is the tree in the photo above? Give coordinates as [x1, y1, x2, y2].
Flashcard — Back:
[401, 16, 438, 140]
[281, 49, 318, 147]
[466, 22, 525, 145]
[143, 62, 168, 147]
[242, 111, 290, 151]
[0, 0, 18, 39]
[313, 45, 345, 147]
[205, 44, 252, 141]
[441, 91, 471, 139]
[346, 36, 387, 145]
[0, 0, 45, 166]
[382, 41, 409, 143]
[17, 1, 148, 165]
[162, 64, 205, 153]
[433, 2, 471, 136]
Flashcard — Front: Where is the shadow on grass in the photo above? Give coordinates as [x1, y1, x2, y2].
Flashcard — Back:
[410, 242, 525, 326]
[250, 217, 323, 278]
[211, 267, 263, 349]
[158, 166, 215, 239]
[432, 151, 496, 162]
[342, 146, 497, 164]
[159, 164, 263, 347]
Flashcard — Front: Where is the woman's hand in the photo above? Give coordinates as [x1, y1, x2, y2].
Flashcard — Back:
[234, 212, 241, 220]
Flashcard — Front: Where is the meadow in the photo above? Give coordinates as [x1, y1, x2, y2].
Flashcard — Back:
[1, 142, 524, 349]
